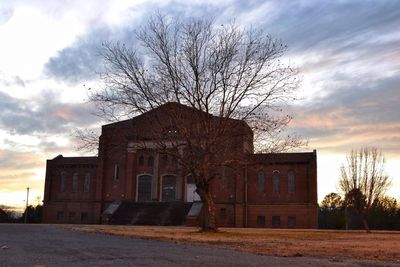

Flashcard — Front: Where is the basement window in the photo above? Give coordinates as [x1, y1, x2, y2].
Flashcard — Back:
[288, 216, 296, 228]
[257, 215, 266, 226]
[56, 211, 64, 222]
[272, 216, 280, 227]
[68, 212, 76, 223]
[220, 208, 227, 219]
[81, 212, 88, 224]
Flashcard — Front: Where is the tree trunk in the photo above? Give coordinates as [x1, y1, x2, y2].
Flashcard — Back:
[362, 214, 371, 233]
[197, 185, 217, 232]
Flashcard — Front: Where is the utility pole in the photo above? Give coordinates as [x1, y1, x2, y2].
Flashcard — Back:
[24, 187, 30, 224]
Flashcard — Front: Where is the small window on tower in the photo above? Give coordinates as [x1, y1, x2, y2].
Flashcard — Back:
[113, 164, 119, 181]
[162, 154, 168, 163]
[138, 155, 144, 166]
[148, 156, 154, 167]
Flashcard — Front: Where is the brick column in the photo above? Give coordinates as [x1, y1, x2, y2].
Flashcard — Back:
[126, 149, 137, 200]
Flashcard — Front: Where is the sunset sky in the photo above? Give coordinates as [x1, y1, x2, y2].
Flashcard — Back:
[0, 0, 399, 210]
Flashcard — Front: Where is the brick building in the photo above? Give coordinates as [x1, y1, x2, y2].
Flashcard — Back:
[43, 103, 318, 228]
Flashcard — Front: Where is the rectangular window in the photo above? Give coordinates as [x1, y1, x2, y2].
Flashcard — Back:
[288, 216, 296, 228]
[72, 173, 78, 192]
[257, 172, 265, 193]
[81, 212, 88, 223]
[220, 208, 227, 219]
[69, 212, 76, 223]
[272, 216, 280, 227]
[83, 173, 90, 193]
[113, 164, 119, 181]
[257, 215, 266, 226]
[56, 211, 64, 222]
[60, 172, 66, 192]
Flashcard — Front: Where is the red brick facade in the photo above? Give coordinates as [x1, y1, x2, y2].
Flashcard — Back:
[43, 103, 318, 228]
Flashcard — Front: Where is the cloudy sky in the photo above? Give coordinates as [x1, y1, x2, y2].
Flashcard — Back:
[1, 0, 399, 209]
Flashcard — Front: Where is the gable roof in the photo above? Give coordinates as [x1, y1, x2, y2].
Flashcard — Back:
[101, 102, 253, 136]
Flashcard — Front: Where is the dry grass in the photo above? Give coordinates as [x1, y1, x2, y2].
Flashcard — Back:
[68, 225, 400, 262]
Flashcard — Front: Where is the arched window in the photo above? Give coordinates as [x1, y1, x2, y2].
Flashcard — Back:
[162, 175, 177, 201]
[258, 172, 265, 193]
[288, 170, 295, 193]
[83, 173, 90, 193]
[72, 173, 79, 192]
[272, 170, 280, 193]
[138, 155, 144, 166]
[60, 172, 66, 192]
[137, 174, 152, 201]
[147, 156, 154, 167]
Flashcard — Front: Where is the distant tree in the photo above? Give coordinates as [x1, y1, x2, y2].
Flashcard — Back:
[321, 192, 343, 210]
[319, 193, 346, 229]
[87, 14, 304, 231]
[368, 196, 399, 230]
[22, 204, 43, 223]
[339, 147, 391, 232]
[0, 208, 8, 223]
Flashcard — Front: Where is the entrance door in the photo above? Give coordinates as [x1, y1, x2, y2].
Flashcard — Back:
[137, 175, 152, 201]
[186, 175, 201, 202]
[162, 175, 176, 201]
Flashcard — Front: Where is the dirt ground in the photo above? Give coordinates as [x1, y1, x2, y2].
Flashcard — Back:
[69, 225, 400, 263]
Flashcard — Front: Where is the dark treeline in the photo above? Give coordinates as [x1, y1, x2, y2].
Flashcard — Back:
[319, 193, 400, 230]
[0, 205, 42, 223]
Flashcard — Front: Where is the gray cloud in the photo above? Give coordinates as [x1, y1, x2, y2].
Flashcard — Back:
[43, 0, 273, 85]
[43, 0, 400, 84]
[0, 3, 14, 24]
[44, 29, 109, 84]
[0, 74, 25, 87]
[290, 74, 400, 153]
[0, 90, 100, 135]
[0, 149, 42, 170]
[262, 0, 400, 52]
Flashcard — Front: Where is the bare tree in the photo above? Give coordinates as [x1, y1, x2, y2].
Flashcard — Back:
[89, 14, 303, 231]
[339, 147, 391, 232]
[73, 128, 100, 153]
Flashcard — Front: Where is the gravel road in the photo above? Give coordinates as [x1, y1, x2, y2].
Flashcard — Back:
[0, 224, 396, 266]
